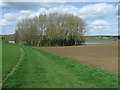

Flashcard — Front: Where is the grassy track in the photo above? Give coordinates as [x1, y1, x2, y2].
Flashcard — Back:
[2, 41, 21, 79]
[2, 43, 118, 88]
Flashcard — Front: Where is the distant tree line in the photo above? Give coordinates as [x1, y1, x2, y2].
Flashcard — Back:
[15, 13, 86, 46]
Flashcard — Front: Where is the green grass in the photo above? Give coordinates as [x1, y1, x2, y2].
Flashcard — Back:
[2, 43, 118, 88]
[0, 40, 2, 68]
[2, 41, 21, 79]
[85, 37, 118, 42]
[0, 40, 2, 89]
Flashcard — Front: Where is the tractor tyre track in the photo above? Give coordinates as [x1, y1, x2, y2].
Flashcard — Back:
[2, 47, 24, 83]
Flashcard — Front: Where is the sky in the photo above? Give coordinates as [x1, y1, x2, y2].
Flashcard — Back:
[0, 0, 119, 36]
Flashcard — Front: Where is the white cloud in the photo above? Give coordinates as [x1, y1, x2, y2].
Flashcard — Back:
[85, 20, 118, 36]
[19, 10, 36, 20]
[3, 13, 18, 21]
[86, 29, 118, 36]
[91, 20, 109, 31]
[91, 20, 118, 31]
[79, 3, 115, 20]
[1, 10, 37, 35]
[92, 20, 109, 26]
[0, 19, 8, 26]
[48, 5, 78, 15]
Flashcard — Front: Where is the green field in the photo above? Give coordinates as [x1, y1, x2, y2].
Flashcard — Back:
[2, 42, 118, 88]
[0, 40, 2, 89]
[2, 41, 21, 79]
[85, 37, 118, 42]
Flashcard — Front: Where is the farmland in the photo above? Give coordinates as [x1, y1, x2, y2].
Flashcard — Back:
[2, 42, 118, 88]
[40, 42, 118, 74]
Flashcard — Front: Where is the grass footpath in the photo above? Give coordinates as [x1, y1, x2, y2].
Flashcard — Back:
[2, 43, 118, 88]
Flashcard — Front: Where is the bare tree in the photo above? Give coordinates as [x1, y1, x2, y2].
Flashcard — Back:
[15, 13, 86, 46]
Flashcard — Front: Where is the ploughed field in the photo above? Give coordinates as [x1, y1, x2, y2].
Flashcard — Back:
[2, 41, 118, 88]
[40, 42, 118, 74]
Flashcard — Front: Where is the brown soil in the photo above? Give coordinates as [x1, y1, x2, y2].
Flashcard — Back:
[40, 42, 118, 74]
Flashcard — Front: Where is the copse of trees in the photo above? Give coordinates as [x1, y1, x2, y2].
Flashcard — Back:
[15, 13, 86, 46]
